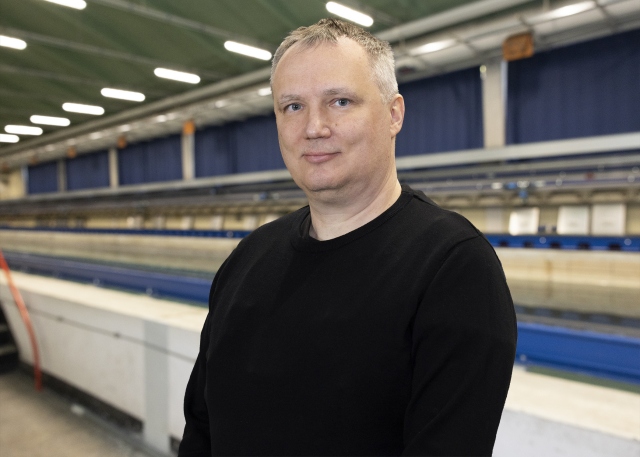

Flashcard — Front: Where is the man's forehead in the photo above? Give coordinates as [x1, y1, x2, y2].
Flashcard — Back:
[280, 36, 366, 66]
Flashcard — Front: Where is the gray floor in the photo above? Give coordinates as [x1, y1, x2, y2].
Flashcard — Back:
[3, 366, 639, 457]
[0, 370, 170, 457]
[495, 410, 640, 457]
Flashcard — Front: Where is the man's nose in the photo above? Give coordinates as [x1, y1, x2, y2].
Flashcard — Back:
[305, 106, 331, 139]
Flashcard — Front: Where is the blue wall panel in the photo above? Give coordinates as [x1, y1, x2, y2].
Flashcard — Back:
[396, 67, 484, 156]
[235, 115, 283, 173]
[118, 134, 182, 185]
[195, 114, 283, 177]
[66, 150, 110, 191]
[194, 125, 235, 177]
[507, 28, 640, 144]
[27, 161, 58, 194]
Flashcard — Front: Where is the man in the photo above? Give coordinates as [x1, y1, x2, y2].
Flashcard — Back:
[180, 18, 516, 456]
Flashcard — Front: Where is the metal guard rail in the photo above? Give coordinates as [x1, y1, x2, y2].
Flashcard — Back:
[3, 251, 640, 385]
[0, 226, 639, 251]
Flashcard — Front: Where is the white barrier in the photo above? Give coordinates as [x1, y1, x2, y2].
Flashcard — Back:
[0, 271, 206, 454]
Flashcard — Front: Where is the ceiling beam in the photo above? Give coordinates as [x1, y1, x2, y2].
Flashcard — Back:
[0, 26, 224, 80]
[0, 64, 168, 97]
[377, 0, 533, 43]
[0, 63, 111, 88]
[87, 0, 276, 51]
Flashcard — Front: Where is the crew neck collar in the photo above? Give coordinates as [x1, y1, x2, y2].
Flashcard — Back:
[290, 185, 414, 253]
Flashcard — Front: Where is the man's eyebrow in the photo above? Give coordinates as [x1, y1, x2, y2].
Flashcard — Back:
[277, 88, 360, 104]
[277, 94, 300, 104]
[323, 87, 358, 98]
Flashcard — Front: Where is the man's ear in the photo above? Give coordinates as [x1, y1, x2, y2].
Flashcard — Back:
[389, 94, 405, 137]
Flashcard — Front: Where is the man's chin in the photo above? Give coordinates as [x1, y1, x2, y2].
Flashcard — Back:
[301, 183, 355, 204]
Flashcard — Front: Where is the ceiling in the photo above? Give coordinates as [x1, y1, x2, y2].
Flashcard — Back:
[0, 0, 485, 136]
[1, 0, 639, 165]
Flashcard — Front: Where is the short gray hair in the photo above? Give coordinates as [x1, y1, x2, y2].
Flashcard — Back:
[271, 18, 398, 103]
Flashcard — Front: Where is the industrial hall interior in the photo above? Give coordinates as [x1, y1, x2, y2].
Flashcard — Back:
[0, 0, 639, 456]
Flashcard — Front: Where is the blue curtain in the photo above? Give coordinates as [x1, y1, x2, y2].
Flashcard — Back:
[28, 161, 58, 194]
[66, 150, 110, 191]
[195, 69, 483, 177]
[235, 115, 283, 173]
[194, 125, 236, 177]
[396, 67, 484, 156]
[195, 114, 283, 177]
[118, 134, 182, 185]
[507, 28, 640, 144]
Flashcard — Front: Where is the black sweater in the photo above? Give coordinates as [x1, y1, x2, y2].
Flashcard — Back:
[180, 186, 517, 456]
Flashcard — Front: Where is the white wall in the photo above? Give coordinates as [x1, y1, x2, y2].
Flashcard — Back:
[0, 272, 206, 454]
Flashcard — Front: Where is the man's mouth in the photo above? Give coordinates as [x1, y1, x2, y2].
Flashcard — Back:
[303, 152, 339, 163]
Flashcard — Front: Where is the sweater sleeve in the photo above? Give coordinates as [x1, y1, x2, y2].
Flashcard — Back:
[178, 312, 212, 457]
[403, 235, 517, 456]
[179, 254, 233, 456]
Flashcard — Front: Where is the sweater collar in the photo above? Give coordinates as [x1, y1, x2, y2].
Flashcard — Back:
[290, 185, 414, 252]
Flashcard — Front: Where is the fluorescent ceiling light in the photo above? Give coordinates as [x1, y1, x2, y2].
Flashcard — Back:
[224, 41, 272, 61]
[0, 134, 19, 143]
[42, 0, 87, 10]
[30, 115, 70, 126]
[257, 87, 272, 96]
[214, 100, 229, 108]
[118, 124, 131, 132]
[101, 88, 145, 102]
[5, 125, 43, 136]
[326, 2, 373, 27]
[527, 1, 596, 24]
[89, 132, 103, 139]
[155, 115, 168, 123]
[154, 67, 201, 84]
[0, 35, 27, 50]
[62, 102, 105, 115]
[411, 39, 457, 55]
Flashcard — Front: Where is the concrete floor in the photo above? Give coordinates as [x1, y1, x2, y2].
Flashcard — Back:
[2, 364, 639, 457]
[0, 370, 170, 457]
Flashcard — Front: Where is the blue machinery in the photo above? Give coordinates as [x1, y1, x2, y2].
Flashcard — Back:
[3, 230, 640, 386]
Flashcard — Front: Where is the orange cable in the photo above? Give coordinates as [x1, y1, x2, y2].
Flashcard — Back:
[0, 249, 42, 391]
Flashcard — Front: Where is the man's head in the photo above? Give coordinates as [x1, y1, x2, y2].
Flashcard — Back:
[271, 19, 404, 204]
[271, 18, 398, 103]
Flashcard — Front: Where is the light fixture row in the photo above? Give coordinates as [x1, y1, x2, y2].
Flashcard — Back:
[0, 84, 274, 144]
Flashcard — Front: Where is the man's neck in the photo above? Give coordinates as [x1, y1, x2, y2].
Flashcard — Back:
[307, 176, 402, 241]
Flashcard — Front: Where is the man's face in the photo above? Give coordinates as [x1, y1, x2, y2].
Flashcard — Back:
[271, 37, 404, 201]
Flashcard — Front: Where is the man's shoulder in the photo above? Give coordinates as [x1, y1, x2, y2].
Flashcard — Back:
[401, 186, 481, 244]
[234, 206, 308, 248]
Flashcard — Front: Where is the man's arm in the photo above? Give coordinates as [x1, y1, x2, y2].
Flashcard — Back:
[179, 313, 212, 457]
[403, 235, 517, 456]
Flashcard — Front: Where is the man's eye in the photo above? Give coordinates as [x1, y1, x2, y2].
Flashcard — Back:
[286, 103, 302, 112]
[335, 98, 350, 107]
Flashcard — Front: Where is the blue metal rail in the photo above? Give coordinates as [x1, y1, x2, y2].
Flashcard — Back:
[3, 251, 211, 305]
[516, 322, 640, 385]
[4, 251, 640, 385]
[485, 234, 640, 251]
[0, 225, 251, 239]
[1, 226, 639, 251]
